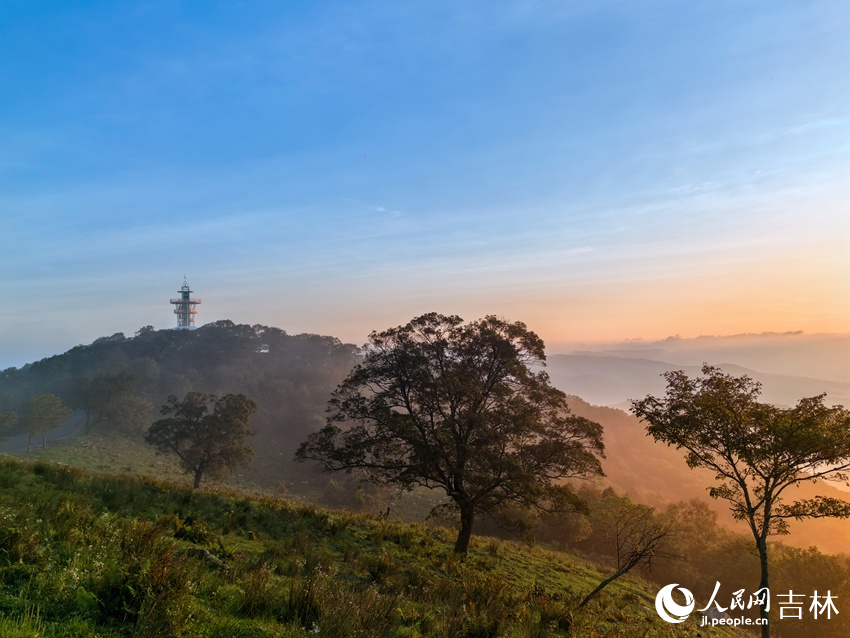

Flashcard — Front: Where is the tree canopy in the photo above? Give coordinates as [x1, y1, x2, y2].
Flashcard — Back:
[145, 392, 258, 489]
[296, 313, 605, 553]
[631, 364, 850, 637]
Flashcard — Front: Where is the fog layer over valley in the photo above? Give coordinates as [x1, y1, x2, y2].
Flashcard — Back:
[547, 354, 850, 409]
[555, 332, 850, 384]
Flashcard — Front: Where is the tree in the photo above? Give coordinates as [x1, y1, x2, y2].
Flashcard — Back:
[145, 392, 258, 489]
[101, 394, 154, 435]
[631, 365, 850, 637]
[0, 409, 17, 435]
[0, 394, 17, 434]
[653, 500, 756, 602]
[295, 313, 605, 553]
[71, 369, 138, 433]
[578, 492, 675, 608]
[23, 393, 71, 452]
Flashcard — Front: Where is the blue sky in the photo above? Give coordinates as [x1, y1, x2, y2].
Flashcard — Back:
[0, 0, 847, 369]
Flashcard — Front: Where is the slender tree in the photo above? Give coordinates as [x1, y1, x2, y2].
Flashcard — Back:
[23, 393, 71, 452]
[145, 392, 257, 489]
[296, 313, 605, 553]
[579, 493, 675, 608]
[632, 365, 850, 637]
[0, 409, 17, 434]
[0, 394, 17, 434]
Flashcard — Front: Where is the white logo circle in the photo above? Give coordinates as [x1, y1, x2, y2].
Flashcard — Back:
[655, 584, 695, 623]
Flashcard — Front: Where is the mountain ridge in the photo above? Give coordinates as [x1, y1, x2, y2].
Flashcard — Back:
[546, 353, 850, 408]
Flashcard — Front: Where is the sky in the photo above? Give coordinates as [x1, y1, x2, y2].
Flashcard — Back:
[0, 0, 848, 370]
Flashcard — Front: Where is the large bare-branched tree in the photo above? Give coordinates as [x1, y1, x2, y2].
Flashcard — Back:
[296, 313, 605, 553]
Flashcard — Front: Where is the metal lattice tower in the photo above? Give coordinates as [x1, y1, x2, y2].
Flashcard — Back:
[170, 277, 202, 329]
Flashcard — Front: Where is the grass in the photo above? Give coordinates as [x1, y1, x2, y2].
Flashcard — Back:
[0, 456, 746, 637]
[23, 431, 270, 496]
[23, 429, 447, 520]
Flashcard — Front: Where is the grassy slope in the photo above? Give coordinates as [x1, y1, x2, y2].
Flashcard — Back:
[22, 430, 447, 519]
[0, 456, 745, 638]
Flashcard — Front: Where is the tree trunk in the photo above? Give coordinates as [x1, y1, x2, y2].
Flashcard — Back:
[193, 466, 204, 489]
[757, 537, 770, 638]
[27, 434, 32, 453]
[41, 431, 46, 449]
[579, 568, 627, 608]
[454, 502, 475, 554]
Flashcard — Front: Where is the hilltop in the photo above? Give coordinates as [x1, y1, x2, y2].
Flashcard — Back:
[0, 321, 358, 490]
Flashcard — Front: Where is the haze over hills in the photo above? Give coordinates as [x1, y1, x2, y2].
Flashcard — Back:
[563, 395, 850, 557]
[3, 322, 849, 556]
[544, 345, 850, 556]
[546, 354, 850, 409]
[552, 332, 850, 384]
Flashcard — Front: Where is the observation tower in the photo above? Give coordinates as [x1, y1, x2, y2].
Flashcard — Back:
[170, 278, 202, 329]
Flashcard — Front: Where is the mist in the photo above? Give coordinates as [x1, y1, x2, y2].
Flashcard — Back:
[552, 332, 850, 384]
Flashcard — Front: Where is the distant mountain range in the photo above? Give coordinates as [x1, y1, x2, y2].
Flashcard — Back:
[546, 354, 850, 409]
[551, 332, 850, 384]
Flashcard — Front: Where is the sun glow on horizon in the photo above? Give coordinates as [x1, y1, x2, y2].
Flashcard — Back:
[0, 2, 846, 371]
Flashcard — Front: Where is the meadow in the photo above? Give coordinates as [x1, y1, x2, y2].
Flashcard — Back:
[0, 456, 741, 637]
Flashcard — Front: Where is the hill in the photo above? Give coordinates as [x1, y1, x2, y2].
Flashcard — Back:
[0, 457, 743, 638]
[553, 332, 850, 384]
[3, 323, 849, 557]
[0, 321, 359, 489]
[6, 321, 850, 553]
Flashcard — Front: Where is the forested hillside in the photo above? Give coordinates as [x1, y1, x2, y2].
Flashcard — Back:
[0, 322, 359, 488]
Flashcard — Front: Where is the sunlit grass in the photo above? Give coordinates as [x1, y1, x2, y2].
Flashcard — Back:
[0, 456, 742, 637]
